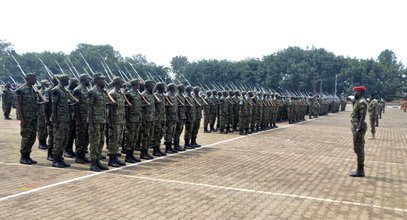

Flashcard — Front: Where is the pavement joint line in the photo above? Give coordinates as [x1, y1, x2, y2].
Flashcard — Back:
[0, 115, 322, 202]
[106, 173, 407, 213]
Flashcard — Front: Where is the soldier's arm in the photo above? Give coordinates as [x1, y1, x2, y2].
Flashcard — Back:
[16, 91, 25, 125]
[51, 90, 59, 128]
[357, 102, 367, 132]
[87, 91, 95, 131]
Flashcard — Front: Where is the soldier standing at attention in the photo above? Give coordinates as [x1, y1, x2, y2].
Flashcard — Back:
[203, 90, 212, 133]
[184, 86, 196, 148]
[2, 83, 13, 120]
[191, 86, 203, 148]
[174, 84, 187, 150]
[64, 78, 78, 158]
[140, 80, 156, 160]
[350, 86, 368, 177]
[73, 74, 92, 164]
[88, 73, 109, 172]
[210, 89, 219, 132]
[50, 74, 71, 168]
[16, 73, 39, 164]
[37, 80, 49, 149]
[164, 83, 180, 152]
[152, 82, 168, 156]
[107, 77, 126, 167]
[239, 91, 250, 135]
[368, 93, 379, 139]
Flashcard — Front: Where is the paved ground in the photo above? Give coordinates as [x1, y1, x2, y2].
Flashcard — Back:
[0, 107, 406, 220]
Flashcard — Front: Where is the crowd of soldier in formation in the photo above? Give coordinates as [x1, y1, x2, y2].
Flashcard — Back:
[5, 72, 350, 172]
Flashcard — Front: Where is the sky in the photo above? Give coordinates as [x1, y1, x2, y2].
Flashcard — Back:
[1, 0, 406, 66]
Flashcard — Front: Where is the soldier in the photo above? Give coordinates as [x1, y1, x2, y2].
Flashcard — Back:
[203, 90, 212, 133]
[233, 90, 240, 131]
[44, 77, 58, 161]
[64, 78, 78, 158]
[219, 90, 229, 134]
[88, 73, 109, 172]
[107, 77, 127, 167]
[140, 80, 156, 159]
[174, 84, 187, 150]
[73, 74, 92, 164]
[209, 89, 219, 132]
[2, 83, 13, 120]
[350, 86, 368, 177]
[164, 83, 180, 152]
[50, 74, 71, 168]
[368, 93, 379, 139]
[16, 73, 39, 165]
[152, 82, 168, 156]
[37, 80, 49, 149]
[191, 86, 203, 148]
[239, 91, 250, 135]
[184, 86, 196, 147]
[123, 79, 143, 163]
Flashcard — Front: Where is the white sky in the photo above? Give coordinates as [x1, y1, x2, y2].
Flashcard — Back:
[1, 0, 406, 66]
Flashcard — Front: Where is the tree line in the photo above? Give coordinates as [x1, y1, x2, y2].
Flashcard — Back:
[1, 39, 406, 100]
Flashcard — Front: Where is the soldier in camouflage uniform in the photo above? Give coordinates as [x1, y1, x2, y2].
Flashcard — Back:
[191, 86, 203, 147]
[152, 82, 168, 156]
[64, 78, 78, 158]
[219, 90, 229, 134]
[51, 74, 71, 168]
[73, 74, 92, 164]
[227, 90, 235, 133]
[16, 73, 39, 165]
[2, 83, 13, 120]
[233, 90, 240, 131]
[239, 91, 250, 135]
[140, 80, 156, 159]
[350, 86, 368, 177]
[123, 79, 143, 163]
[88, 73, 109, 172]
[210, 90, 219, 132]
[174, 84, 187, 150]
[164, 83, 180, 152]
[368, 93, 379, 139]
[37, 80, 49, 149]
[184, 86, 196, 147]
[107, 77, 127, 167]
[44, 77, 58, 161]
[203, 90, 212, 133]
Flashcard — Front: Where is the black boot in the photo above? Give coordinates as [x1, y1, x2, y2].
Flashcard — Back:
[140, 149, 153, 160]
[125, 150, 138, 163]
[52, 156, 66, 168]
[47, 146, 54, 161]
[108, 154, 120, 167]
[191, 138, 201, 148]
[60, 157, 71, 167]
[153, 146, 163, 157]
[27, 153, 37, 164]
[20, 153, 32, 165]
[114, 154, 126, 166]
[173, 139, 185, 151]
[239, 129, 246, 135]
[90, 160, 101, 172]
[64, 150, 76, 158]
[349, 164, 365, 177]
[76, 152, 91, 164]
[157, 145, 167, 156]
[184, 139, 194, 149]
[101, 154, 107, 160]
[97, 158, 109, 170]
[165, 142, 177, 154]
[38, 139, 48, 150]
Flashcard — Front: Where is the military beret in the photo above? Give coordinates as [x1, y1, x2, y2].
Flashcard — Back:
[130, 79, 141, 86]
[144, 79, 154, 86]
[177, 84, 185, 90]
[193, 86, 200, 92]
[25, 73, 37, 79]
[111, 76, 124, 85]
[167, 83, 176, 90]
[40, 79, 49, 85]
[353, 86, 366, 91]
[93, 73, 106, 80]
[56, 74, 69, 80]
[79, 74, 92, 81]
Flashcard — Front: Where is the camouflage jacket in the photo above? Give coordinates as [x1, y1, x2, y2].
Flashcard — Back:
[73, 84, 89, 121]
[51, 85, 70, 123]
[88, 86, 107, 124]
[109, 88, 126, 124]
[166, 93, 178, 121]
[16, 84, 38, 122]
[126, 89, 142, 123]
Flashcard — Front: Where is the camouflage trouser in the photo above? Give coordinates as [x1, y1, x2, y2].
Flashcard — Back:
[53, 122, 69, 158]
[47, 123, 54, 148]
[142, 120, 155, 150]
[352, 122, 367, 166]
[165, 120, 177, 143]
[66, 119, 76, 151]
[219, 114, 228, 131]
[2, 103, 11, 117]
[184, 120, 193, 139]
[152, 120, 165, 147]
[313, 107, 319, 117]
[369, 115, 377, 135]
[89, 123, 105, 161]
[124, 122, 140, 151]
[174, 119, 186, 143]
[75, 120, 89, 154]
[192, 117, 201, 139]
[20, 119, 38, 154]
[108, 123, 125, 154]
[210, 111, 217, 129]
[233, 107, 239, 129]
[239, 114, 249, 130]
[203, 114, 211, 130]
[37, 116, 47, 142]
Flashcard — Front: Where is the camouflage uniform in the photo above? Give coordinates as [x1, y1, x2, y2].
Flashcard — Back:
[73, 83, 90, 157]
[239, 92, 250, 135]
[219, 91, 229, 133]
[124, 83, 142, 155]
[37, 87, 47, 148]
[141, 84, 156, 159]
[368, 98, 379, 137]
[2, 85, 13, 119]
[192, 87, 203, 147]
[107, 87, 126, 157]
[203, 91, 212, 132]
[152, 91, 166, 150]
[350, 95, 368, 175]
[175, 85, 187, 148]
[88, 85, 107, 161]
[209, 90, 219, 132]
[184, 87, 196, 141]
[164, 84, 179, 152]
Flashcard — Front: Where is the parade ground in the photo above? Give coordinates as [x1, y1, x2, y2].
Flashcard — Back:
[0, 107, 406, 220]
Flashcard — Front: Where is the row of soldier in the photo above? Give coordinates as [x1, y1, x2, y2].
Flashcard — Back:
[13, 72, 348, 172]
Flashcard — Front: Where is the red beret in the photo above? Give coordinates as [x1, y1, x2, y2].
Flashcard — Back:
[353, 86, 366, 91]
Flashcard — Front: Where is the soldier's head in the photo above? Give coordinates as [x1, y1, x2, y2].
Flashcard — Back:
[155, 82, 165, 93]
[353, 86, 366, 99]
[235, 90, 240, 96]
[193, 86, 200, 95]
[93, 73, 106, 87]
[218, 91, 222, 96]
[222, 90, 228, 96]
[212, 89, 217, 96]
[40, 80, 50, 89]
[229, 90, 234, 96]
[144, 80, 155, 92]
[57, 74, 70, 87]
[130, 79, 140, 90]
[5, 83, 11, 89]
[24, 73, 37, 86]
[248, 91, 254, 97]
[79, 74, 92, 86]
[111, 76, 124, 89]
[139, 81, 145, 92]
[185, 85, 193, 94]
[167, 83, 177, 93]
[177, 84, 185, 93]
[69, 78, 79, 90]
[206, 90, 211, 96]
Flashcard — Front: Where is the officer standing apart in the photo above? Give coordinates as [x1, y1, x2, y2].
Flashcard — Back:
[350, 86, 368, 177]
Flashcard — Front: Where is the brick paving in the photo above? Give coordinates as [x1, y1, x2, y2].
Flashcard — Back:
[0, 108, 406, 219]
